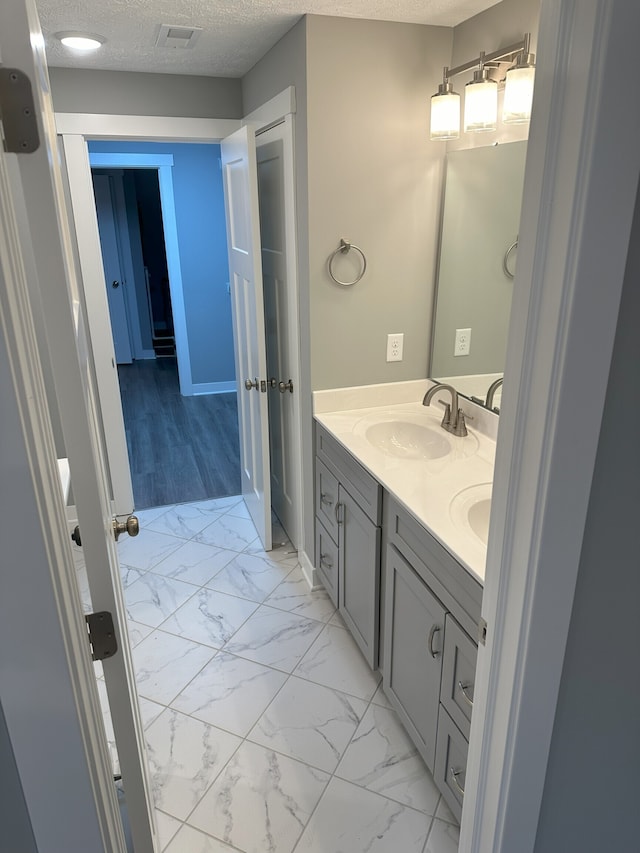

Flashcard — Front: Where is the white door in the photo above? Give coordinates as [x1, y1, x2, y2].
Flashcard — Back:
[256, 119, 302, 547]
[92, 173, 133, 364]
[222, 126, 272, 550]
[0, 2, 157, 851]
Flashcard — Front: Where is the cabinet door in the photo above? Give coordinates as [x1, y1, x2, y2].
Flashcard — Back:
[338, 485, 380, 668]
[383, 545, 445, 771]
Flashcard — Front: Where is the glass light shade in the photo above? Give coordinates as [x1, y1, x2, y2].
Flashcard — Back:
[430, 91, 461, 140]
[503, 65, 535, 123]
[464, 78, 498, 132]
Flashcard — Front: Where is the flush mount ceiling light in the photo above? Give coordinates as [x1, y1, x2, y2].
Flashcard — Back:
[56, 31, 106, 51]
[430, 33, 535, 141]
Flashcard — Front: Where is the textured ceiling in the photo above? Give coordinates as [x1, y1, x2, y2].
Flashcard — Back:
[36, 0, 501, 77]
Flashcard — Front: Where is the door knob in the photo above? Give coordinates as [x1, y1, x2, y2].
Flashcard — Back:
[278, 379, 293, 393]
[113, 515, 139, 541]
[268, 377, 277, 388]
[244, 378, 259, 390]
[112, 280, 120, 289]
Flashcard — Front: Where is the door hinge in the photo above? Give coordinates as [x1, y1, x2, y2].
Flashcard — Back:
[85, 611, 118, 661]
[478, 617, 488, 646]
[0, 69, 40, 153]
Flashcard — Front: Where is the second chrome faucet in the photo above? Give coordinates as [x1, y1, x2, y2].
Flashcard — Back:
[422, 383, 468, 437]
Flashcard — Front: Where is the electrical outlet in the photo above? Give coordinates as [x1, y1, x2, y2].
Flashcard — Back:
[386, 333, 404, 362]
[454, 328, 471, 357]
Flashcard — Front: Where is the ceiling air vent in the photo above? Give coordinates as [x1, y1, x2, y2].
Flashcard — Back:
[155, 24, 203, 50]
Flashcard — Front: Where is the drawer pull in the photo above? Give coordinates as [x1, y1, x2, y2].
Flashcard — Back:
[458, 680, 474, 707]
[335, 502, 344, 525]
[450, 766, 465, 797]
[320, 493, 333, 508]
[320, 553, 333, 570]
[428, 624, 441, 658]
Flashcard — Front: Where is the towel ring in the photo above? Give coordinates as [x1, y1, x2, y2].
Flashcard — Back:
[503, 237, 518, 280]
[328, 238, 367, 286]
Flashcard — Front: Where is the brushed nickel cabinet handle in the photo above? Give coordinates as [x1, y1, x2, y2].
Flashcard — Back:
[320, 492, 333, 507]
[450, 767, 465, 797]
[319, 553, 333, 570]
[335, 501, 343, 525]
[458, 680, 474, 707]
[428, 624, 441, 658]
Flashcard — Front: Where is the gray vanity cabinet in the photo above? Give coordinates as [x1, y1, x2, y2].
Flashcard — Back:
[314, 425, 382, 668]
[383, 545, 445, 772]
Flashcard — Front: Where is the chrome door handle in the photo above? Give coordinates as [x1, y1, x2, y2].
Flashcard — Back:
[113, 515, 139, 541]
[458, 680, 474, 707]
[244, 378, 259, 390]
[278, 379, 293, 393]
[428, 624, 441, 658]
[450, 767, 465, 797]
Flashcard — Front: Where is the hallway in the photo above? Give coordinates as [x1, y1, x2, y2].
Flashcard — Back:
[118, 359, 241, 509]
[75, 496, 460, 853]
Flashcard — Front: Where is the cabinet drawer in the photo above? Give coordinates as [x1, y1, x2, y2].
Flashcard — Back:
[384, 495, 482, 639]
[316, 424, 381, 524]
[315, 458, 339, 541]
[434, 706, 468, 824]
[441, 615, 477, 740]
[315, 518, 338, 606]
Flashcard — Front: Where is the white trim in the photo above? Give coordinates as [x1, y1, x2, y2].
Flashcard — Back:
[299, 550, 320, 590]
[243, 86, 296, 129]
[61, 134, 134, 514]
[463, 3, 640, 851]
[191, 380, 237, 395]
[90, 153, 174, 168]
[56, 113, 241, 141]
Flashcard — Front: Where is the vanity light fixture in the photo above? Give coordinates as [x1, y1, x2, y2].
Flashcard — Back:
[430, 33, 535, 140]
[503, 33, 536, 123]
[464, 53, 498, 133]
[430, 69, 461, 140]
[56, 31, 106, 51]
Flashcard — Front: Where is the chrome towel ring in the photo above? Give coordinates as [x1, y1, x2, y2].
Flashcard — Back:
[328, 238, 367, 286]
[503, 236, 518, 279]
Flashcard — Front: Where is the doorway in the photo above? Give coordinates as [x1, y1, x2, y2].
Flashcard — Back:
[89, 142, 241, 510]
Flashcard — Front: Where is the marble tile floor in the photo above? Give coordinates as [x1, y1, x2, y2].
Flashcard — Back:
[75, 496, 460, 853]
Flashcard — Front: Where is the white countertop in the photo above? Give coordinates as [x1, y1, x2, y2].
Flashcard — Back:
[314, 381, 497, 584]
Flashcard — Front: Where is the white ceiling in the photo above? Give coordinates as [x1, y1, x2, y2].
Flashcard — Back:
[36, 0, 501, 78]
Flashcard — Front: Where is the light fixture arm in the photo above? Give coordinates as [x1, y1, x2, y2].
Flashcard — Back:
[442, 33, 532, 82]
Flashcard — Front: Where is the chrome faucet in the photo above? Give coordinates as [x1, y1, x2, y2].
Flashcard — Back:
[422, 383, 468, 437]
[485, 377, 503, 413]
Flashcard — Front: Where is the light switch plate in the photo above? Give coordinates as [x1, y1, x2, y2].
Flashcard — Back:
[387, 333, 404, 362]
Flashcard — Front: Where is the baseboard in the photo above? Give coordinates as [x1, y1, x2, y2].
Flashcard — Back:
[138, 349, 157, 360]
[189, 380, 237, 396]
[299, 550, 321, 590]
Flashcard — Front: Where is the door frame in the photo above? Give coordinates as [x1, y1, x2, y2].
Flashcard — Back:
[57, 89, 304, 549]
[461, 2, 640, 850]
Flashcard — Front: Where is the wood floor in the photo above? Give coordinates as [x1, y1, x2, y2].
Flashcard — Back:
[118, 358, 241, 509]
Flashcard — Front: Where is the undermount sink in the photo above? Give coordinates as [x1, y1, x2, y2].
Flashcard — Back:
[449, 483, 492, 546]
[365, 420, 451, 460]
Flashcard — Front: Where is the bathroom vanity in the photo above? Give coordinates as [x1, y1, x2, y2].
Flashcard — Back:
[313, 381, 496, 822]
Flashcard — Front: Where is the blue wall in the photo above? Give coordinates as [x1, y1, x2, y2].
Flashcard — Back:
[89, 141, 235, 388]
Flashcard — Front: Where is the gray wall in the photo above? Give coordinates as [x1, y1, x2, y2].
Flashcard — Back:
[533, 186, 640, 851]
[50, 68, 243, 118]
[306, 15, 451, 391]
